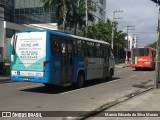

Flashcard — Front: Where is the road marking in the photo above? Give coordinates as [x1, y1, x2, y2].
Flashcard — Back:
[131, 75, 136, 78]
[16, 84, 42, 90]
[60, 88, 84, 95]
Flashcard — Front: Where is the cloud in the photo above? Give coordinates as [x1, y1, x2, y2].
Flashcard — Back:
[107, 0, 158, 46]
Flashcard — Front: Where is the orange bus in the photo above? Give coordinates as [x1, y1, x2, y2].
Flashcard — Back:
[130, 47, 156, 70]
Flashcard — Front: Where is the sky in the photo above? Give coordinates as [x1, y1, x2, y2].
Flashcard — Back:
[106, 0, 159, 47]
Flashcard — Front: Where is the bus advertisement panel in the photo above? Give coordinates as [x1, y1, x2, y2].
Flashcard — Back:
[11, 31, 46, 77]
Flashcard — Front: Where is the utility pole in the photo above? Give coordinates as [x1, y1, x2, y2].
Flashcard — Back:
[150, 0, 160, 88]
[155, 7, 160, 88]
[85, 0, 88, 37]
[125, 25, 135, 64]
[111, 10, 123, 49]
[132, 34, 138, 48]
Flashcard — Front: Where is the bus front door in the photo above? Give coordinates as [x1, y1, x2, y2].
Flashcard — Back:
[61, 40, 74, 84]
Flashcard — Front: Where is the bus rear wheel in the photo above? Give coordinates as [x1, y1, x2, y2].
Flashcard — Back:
[106, 70, 113, 81]
[75, 73, 85, 88]
[43, 83, 54, 88]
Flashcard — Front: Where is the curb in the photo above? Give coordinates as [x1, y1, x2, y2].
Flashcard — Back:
[0, 77, 10, 82]
[68, 86, 154, 120]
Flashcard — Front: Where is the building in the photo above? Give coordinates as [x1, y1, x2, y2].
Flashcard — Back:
[91, 0, 107, 22]
[0, 0, 107, 62]
[128, 35, 137, 51]
[2, 0, 107, 24]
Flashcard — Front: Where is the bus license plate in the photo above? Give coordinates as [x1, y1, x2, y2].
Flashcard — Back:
[24, 78, 30, 81]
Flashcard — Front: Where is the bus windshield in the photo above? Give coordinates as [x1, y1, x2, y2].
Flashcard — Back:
[133, 48, 149, 56]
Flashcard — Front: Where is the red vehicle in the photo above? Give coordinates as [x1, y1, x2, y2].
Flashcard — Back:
[130, 47, 156, 70]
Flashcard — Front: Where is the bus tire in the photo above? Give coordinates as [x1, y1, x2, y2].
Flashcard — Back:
[75, 73, 85, 88]
[43, 83, 53, 88]
[106, 70, 113, 80]
[108, 70, 113, 80]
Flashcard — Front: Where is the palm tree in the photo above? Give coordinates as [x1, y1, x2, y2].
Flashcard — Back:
[114, 30, 127, 60]
[68, 0, 96, 34]
[41, 0, 71, 32]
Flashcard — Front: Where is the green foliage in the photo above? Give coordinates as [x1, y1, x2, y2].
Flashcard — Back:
[41, 0, 71, 31]
[77, 20, 127, 60]
[41, 0, 96, 34]
[67, 0, 96, 34]
[147, 41, 157, 49]
[150, 0, 160, 5]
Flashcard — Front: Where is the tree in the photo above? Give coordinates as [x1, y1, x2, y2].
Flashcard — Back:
[42, 0, 71, 32]
[114, 31, 127, 60]
[77, 20, 127, 60]
[68, 0, 96, 34]
[86, 20, 113, 42]
[147, 41, 157, 48]
[150, 0, 160, 4]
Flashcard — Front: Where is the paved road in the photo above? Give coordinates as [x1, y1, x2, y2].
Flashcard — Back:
[0, 67, 155, 119]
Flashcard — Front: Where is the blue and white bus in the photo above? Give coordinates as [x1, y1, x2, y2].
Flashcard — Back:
[10, 30, 115, 88]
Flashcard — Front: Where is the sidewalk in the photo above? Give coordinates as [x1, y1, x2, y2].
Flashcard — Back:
[88, 88, 160, 120]
[0, 76, 10, 83]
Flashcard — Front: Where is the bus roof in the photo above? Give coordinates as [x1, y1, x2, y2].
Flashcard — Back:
[132, 47, 156, 51]
[16, 30, 110, 45]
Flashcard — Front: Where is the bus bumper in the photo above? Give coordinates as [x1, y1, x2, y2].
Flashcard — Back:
[10, 76, 49, 83]
[130, 63, 153, 69]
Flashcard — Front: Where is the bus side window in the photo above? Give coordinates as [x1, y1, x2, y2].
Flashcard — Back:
[50, 36, 61, 56]
[83, 41, 88, 56]
[100, 44, 103, 57]
[102, 45, 107, 58]
[88, 42, 94, 57]
[77, 40, 82, 56]
[95, 43, 100, 57]
[74, 40, 78, 55]
[67, 41, 73, 65]
[61, 41, 67, 65]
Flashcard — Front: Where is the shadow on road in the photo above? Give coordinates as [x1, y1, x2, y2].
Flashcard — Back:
[20, 77, 120, 94]
[132, 68, 155, 71]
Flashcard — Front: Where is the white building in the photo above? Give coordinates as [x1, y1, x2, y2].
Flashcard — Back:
[127, 35, 137, 51]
